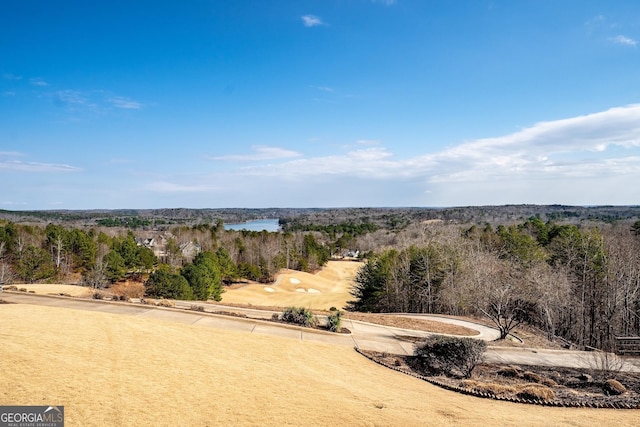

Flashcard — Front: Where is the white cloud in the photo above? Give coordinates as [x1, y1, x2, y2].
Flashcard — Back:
[54, 90, 89, 106]
[108, 96, 143, 109]
[0, 151, 24, 157]
[29, 77, 49, 86]
[40, 104, 637, 208]
[302, 15, 324, 27]
[0, 160, 82, 173]
[311, 85, 335, 92]
[585, 15, 605, 31]
[50, 90, 144, 115]
[610, 35, 637, 46]
[3, 73, 22, 81]
[209, 145, 302, 161]
[198, 104, 640, 205]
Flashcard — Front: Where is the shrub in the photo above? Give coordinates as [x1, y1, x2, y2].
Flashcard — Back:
[326, 310, 343, 332]
[157, 299, 175, 308]
[460, 380, 516, 396]
[92, 291, 104, 300]
[497, 366, 521, 378]
[523, 371, 543, 383]
[414, 336, 487, 378]
[603, 379, 626, 395]
[516, 385, 555, 402]
[280, 306, 317, 327]
[540, 377, 558, 387]
[19, 288, 27, 292]
[190, 304, 205, 312]
[4, 285, 17, 291]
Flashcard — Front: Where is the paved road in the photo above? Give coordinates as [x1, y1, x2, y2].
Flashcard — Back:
[3, 292, 638, 372]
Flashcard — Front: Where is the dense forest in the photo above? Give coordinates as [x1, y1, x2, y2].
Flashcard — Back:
[1, 206, 639, 351]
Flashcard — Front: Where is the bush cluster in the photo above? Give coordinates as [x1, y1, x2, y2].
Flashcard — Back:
[326, 310, 343, 332]
[603, 379, 627, 395]
[279, 306, 317, 327]
[414, 336, 487, 378]
[515, 385, 555, 402]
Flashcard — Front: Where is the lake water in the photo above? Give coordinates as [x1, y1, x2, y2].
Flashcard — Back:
[224, 218, 280, 232]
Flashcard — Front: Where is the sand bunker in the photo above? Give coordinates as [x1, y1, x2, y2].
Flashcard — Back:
[289, 278, 301, 284]
[264, 287, 275, 293]
[307, 288, 320, 294]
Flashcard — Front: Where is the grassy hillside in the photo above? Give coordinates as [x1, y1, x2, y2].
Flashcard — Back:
[1, 304, 637, 426]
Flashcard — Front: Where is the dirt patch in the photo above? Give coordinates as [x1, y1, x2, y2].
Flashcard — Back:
[365, 351, 640, 408]
[345, 312, 479, 336]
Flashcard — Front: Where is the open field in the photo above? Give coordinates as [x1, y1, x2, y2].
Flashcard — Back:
[221, 260, 363, 310]
[1, 304, 639, 426]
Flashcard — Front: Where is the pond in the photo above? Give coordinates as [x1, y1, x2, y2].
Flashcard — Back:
[224, 218, 280, 232]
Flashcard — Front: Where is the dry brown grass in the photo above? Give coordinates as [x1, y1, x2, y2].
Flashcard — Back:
[344, 312, 479, 336]
[2, 305, 639, 426]
[460, 380, 517, 396]
[110, 281, 145, 299]
[9, 284, 92, 297]
[516, 385, 556, 402]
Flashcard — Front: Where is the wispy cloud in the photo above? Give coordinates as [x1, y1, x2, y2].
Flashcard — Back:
[122, 105, 640, 206]
[0, 160, 82, 173]
[108, 96, 143, 109]
[371, 0, 396, 5]
[50, 89, 144, 114]
[209, 145, 302, 161]
[54, 90, 89, 106]
[585, 15, 606, 32]
[302, 15, 324, 27]
[29, 77, 49, 86]
[0, 152, 81, 173]
[220, 105, 640, 186]
[610, 35, 637, 46]
[311, 85, 335, 93]
[3, 73, 22, 81]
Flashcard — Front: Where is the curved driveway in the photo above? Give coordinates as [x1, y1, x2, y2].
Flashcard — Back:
[2, 292, 638, 372]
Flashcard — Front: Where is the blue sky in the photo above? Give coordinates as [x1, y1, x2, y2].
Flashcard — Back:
[2, 0, 640, 209]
